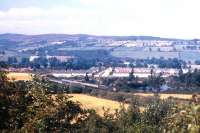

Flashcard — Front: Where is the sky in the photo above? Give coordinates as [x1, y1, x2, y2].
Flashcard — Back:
[0, 0, 200, 39]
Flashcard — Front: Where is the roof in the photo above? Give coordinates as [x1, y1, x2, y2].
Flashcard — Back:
[114, 67, 179, 74]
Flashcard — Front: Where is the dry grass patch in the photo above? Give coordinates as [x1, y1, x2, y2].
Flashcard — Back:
[7, 72, 32, 81]
[69, 94, 129, 116]
[134, 93, 193, 100]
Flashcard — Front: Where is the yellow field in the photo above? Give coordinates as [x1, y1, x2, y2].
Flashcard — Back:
[7, 72, 32, 81]
[134, 93, 193, 100]
[69, 94, 129, 116]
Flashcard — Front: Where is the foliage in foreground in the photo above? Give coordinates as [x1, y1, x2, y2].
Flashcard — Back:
[0, 70, 200, 132]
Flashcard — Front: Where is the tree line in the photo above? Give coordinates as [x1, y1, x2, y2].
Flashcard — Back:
[1, 56, 189, 71]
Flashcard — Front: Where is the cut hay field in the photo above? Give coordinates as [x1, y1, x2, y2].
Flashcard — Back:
[68, 93, 194, 116]
[69, 94, 129, 116]
[134, 93, 193, 100]
[7, 72, 32, 81]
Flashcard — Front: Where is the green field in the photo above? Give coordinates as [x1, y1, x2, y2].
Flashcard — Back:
[111, 49, 200, 61]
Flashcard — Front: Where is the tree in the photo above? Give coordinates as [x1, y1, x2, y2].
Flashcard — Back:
[128, 67, 135, 81]
[8, 57, 17, 64]
[149, 47, 152, 52]
[85, 73, 90, 82]
[173, 47, 177, 52]
[148, 71, 165, 92]
[0, 61, 8, 68]
[178, 68, 183, 77]
[48, 57, 60, 69]
[20, 57, 30, 67]
[0, 68, 30, 129]
[33, 57, 48, 68]
[0, 51, 5, 55]
[0, 72, 91, 132]
[195, 60, 200, 65]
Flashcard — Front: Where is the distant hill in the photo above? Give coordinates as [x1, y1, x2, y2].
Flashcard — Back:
[0, 33, 200, 61]
[0, 33, 183, 42]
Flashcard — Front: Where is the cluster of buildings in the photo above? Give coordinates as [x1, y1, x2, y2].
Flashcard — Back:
[101, 67, 188, 78]
[108, 40, 173, 47]
[51, 67, 99, 78]
[103, 40, 200, 53]
[29, 55, 74, 62]
[51, 66, 190, 79]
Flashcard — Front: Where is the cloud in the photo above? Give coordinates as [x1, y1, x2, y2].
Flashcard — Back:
[0, 0, 200, 39]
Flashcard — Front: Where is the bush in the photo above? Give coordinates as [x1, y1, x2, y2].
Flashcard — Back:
[69, 86, 83, 93]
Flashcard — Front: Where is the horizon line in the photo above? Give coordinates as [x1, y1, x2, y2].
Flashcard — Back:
[1, 32, 198, 40]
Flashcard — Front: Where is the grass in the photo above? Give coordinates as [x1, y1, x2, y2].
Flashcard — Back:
[69, 94, 129, 116]
[7, 72, 32, 81]
[134, 93, 193, 100]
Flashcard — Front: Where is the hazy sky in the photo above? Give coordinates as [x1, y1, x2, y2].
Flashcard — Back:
[0, 0, 199, 39]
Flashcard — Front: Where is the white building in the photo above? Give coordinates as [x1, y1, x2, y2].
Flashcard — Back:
[29, 55, 74, 62]
[29, 56, 40, 62]
[100, 67, 184, 78]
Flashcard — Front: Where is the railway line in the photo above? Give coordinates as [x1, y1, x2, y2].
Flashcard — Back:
[48, 78, 110, 90]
